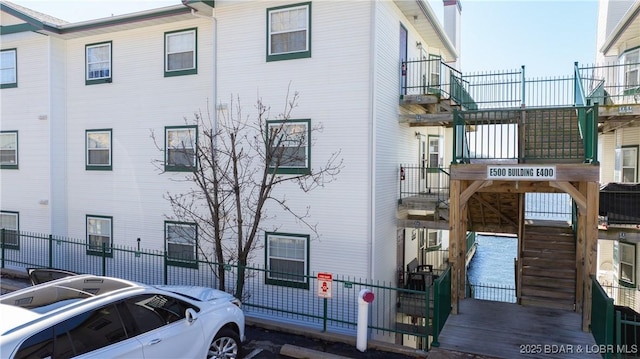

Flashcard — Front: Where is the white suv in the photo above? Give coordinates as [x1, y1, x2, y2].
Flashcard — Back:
[0, 274, 244, 359]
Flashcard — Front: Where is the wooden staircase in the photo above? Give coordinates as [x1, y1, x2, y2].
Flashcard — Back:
[523, 108, 584, 163]
[519, 223, 576, 310]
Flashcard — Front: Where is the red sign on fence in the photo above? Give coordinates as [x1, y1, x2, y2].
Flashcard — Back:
[317, 272, 333, 299]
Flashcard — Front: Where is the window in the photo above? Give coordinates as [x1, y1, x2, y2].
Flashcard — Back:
[0, 211, 19, 249]
[265, 232, 309, 289]
[267, 120, 310, 174]
[0, 131, 18, 169]
[165, 221, 197, 268]
[266, 2, 311, 62]
[165, 29, 197, 77]
[0, 49, 17, 88]
[619, 242, 635, 286]
[86, 215, 112, 257]
[623, 49, 639, 92]
[86, 129, 112, 170]
[122, 294, 195, 334]
[86, 42, 112, 85]
[165, 126, 197, 171]
[622, 146, 638, 183]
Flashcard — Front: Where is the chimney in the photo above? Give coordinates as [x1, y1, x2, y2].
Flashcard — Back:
[443, 0, 462, 68]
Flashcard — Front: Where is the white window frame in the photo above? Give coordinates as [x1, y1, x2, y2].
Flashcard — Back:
[0, 211, 19, 248]
[623, 48, 639, 90]
[165, 126, 197, 171]
[267, 120, 310, 174]
[86, 129, 112, 170]
[165, 221, 197, 267]
[0, 131, 18, 168]
[86, 42, 112, 83]
[0, 49, 17, 88]
[165, 29, 197, 75]
[266, 232, 309, 288]
[86, 216, 112, 255]
[267, 3, 311, 61]
[619, 242, 636, 286]
[621, 146, 638, 183]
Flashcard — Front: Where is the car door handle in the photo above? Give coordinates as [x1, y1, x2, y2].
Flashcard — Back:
[147, 339, 162, 345]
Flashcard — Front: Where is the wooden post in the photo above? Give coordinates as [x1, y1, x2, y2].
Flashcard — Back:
[575, 182, 586, 315]
[449, 179, 461, 314]
[516, 193, 525, 304]
[582, 181, 599, 331]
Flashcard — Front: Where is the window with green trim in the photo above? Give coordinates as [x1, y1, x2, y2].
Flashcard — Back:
[86, 129, 112, 170]
[165, 221, 197, 268]
[165, 126, 197, 171]
[266, 2, 311, 62]
[619, 242, 635, 287]
[265, 232, 309, 289]
[0, 211, 19, 249]
[267, 120, 310, 174]
[86, 42, 112, 85]
[86, 215, 112, 257]
[165, 28, 197, 77]
[0, 131, 18, 169]
[0, 49, 17, 88]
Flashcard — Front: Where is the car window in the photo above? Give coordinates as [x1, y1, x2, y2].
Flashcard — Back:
[14, 327, 54, 359]
[56, 304, 128, 358]
[121, 294, 194, 335]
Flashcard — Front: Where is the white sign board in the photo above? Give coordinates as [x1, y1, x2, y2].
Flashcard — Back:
[487, 166, 556, 180]
[317, 272, 333, 299]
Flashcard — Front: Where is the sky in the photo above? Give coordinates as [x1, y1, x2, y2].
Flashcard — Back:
[8, 0, 600, 78]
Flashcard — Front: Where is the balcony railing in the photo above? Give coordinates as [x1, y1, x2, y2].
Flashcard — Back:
[599, 184, 640, 226]
[401, 61, 599, 110]
[452, 105, 598, 163]
[578, 61, 640, 106]
[399, 165, 450, 206]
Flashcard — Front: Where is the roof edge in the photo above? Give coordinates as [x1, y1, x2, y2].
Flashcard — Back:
[600, 0, 640, 55]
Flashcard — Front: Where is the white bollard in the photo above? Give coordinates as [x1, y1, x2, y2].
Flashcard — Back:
[356, 289, 375, 352]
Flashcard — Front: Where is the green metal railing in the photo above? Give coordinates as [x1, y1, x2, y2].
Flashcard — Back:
[431, 266, 451, 347]
[578, 61, 640, 106]
[452, 105, 598, 163]
[592, 275, 615, 359]
[1, 229, 451, 350]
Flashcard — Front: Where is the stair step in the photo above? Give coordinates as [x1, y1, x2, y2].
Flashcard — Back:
[521, 275, 575, 289]
[521, 286, 575, 300]
[520, 296, 575, 311]
[521, 257, 575, 268]
[522, 251, 575, 262]
[524, 241, 575, 252]
[522, 267, 576, 280]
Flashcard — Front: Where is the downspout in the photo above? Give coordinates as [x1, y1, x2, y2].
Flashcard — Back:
[368, 1, 376, 280]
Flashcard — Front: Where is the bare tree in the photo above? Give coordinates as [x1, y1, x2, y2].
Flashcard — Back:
[152, 89, 342, 299]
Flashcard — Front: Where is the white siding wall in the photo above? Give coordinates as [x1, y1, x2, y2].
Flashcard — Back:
[216, 1, 373, 278]
[599, 132, 615, 183]
[372, 1, 452, 283]
[63, 18, 214, 251]
[0, 32, 52, 233]
[50, 37, 68, 235]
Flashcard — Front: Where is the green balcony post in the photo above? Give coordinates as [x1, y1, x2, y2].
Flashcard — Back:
[432, 281, 441, 347]
[591, 103, 599, 164]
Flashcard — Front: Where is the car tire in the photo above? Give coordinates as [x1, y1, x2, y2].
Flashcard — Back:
[207, 327, 240, 359]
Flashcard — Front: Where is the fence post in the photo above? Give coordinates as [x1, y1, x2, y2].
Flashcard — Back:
[48, 235, 53, 268]
[1, 228, 5, 269]
[101, 243, 107, 276]
[322, 298, 328, 332]
[432, 283, 440, 347]
[164, 252, 168, 285]
[615, 310, 621, 359]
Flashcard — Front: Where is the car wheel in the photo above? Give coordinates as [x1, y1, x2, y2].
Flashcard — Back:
[207, 328, 240, 359]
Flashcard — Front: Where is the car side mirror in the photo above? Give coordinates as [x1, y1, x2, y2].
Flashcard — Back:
[185, 308, 198, 324]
